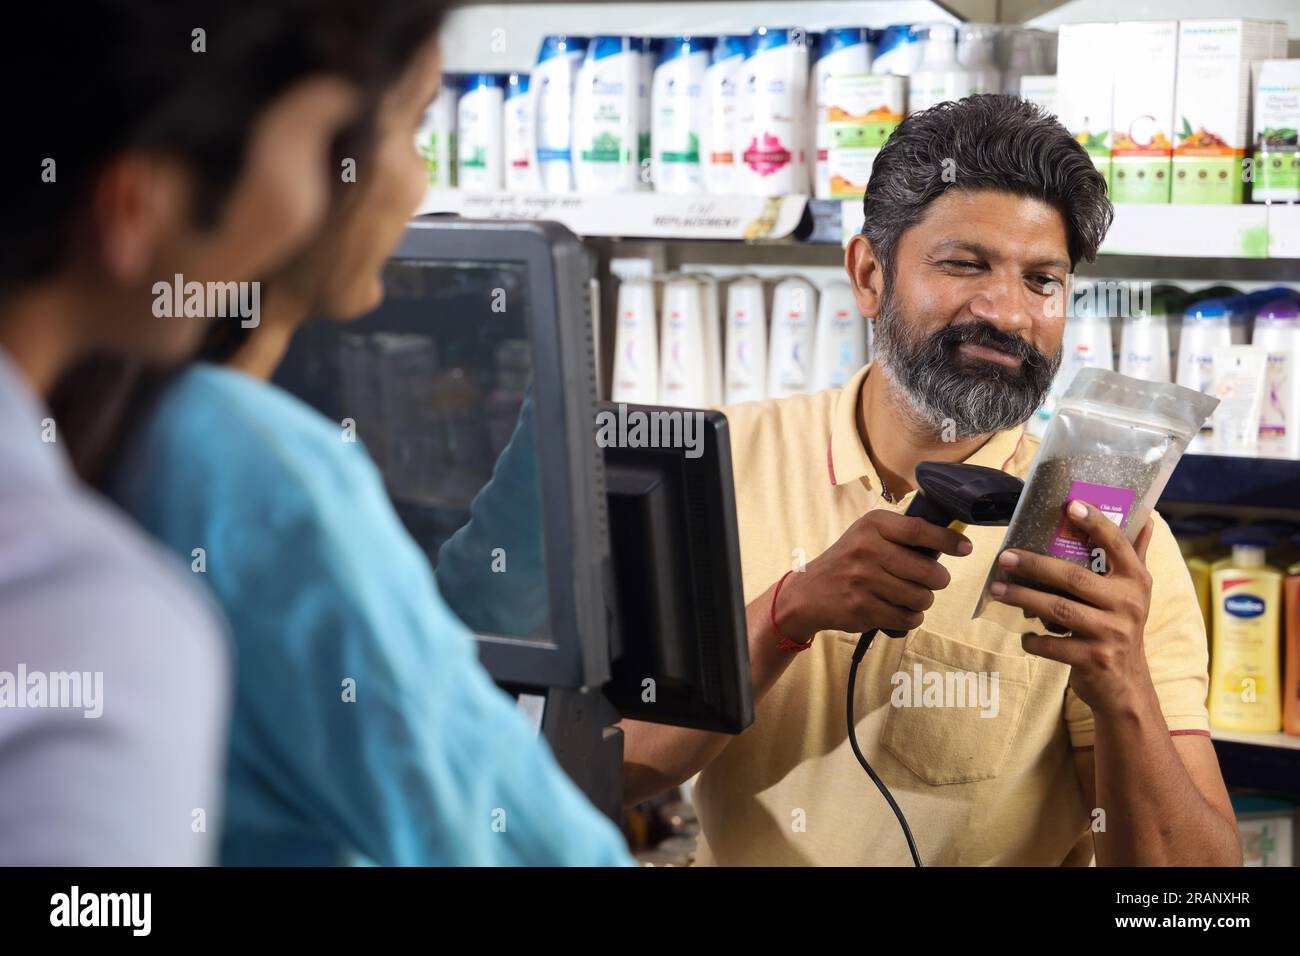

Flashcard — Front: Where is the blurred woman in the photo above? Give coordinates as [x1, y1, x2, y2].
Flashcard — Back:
[60, 11, 632, 866]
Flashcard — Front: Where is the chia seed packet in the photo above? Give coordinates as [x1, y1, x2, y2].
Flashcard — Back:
[974, 367, 1219, 622]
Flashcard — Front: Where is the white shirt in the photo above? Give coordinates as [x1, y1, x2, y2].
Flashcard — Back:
[0, 347, 230, 864]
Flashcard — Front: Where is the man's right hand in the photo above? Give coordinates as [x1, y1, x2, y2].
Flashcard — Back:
[776, 510, 972, 640]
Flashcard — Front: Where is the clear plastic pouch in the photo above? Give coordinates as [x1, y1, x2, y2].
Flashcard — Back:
[974, 368, 1219, 620]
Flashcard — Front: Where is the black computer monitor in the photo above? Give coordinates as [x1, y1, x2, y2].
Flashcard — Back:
[275, 219, 754, 814]
[600, 404, 753, 734]
[274, 218, 613, 690]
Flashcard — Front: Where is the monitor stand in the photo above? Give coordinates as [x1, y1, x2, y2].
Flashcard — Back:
[529, 687, 625, 824]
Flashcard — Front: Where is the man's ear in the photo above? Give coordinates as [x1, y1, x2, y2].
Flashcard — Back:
[845, 233, 884, 319]
[90, 154, 188, 284]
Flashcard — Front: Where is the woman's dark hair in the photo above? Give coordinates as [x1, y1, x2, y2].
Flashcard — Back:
[5, 1, 445, 296]
[45, 0, 453, 486]
[198, 4, 451, 366]
[861, 93, 1113, 283]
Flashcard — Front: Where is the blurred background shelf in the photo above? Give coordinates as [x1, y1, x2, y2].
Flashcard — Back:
[1160, 455, 1300, 509]
[1213, 731, 1300, 796]
[418, 189, 809, 240]
[425, 192, 1300, 282]
[1214, 729, 1300, 750]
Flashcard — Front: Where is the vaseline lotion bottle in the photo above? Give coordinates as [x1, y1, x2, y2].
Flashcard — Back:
[1209, 529, 1283, 733]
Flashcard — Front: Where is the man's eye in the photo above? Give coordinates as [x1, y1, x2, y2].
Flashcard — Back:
[942, 260, 981, 270]
[1029, 274, 1062, 289]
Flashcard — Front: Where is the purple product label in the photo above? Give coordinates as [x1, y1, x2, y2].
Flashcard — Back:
[1047, 480, 1135, 561]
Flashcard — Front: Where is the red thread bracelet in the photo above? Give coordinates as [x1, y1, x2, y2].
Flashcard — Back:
[772, 570, 814, 653]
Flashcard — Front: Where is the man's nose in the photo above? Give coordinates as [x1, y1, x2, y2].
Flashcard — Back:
[966, 276, 1033, 333]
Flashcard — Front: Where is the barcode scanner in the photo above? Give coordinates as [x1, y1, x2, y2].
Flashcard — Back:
[847, 461, 1024, 866]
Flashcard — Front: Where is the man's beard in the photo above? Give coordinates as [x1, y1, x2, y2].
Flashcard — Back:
[872, 286, 1061, 440]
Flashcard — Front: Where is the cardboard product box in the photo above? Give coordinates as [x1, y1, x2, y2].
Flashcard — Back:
[1172, 19, 1288, 204]
[1252, 59, 1300, 204]
[1019, 74, 1057, 118]
[1111, 21, 1178, 204]
[826, 74, 907, 200]
[1235, 803, 1299, 867]
[1057, 23, 1116, 192]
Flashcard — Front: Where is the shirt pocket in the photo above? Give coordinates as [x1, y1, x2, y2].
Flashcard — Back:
[879, 628, 1031, 786]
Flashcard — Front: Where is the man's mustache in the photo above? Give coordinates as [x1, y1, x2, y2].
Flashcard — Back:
[924, 321, 1054, 371]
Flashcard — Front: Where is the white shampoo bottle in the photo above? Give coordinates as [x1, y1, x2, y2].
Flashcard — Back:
[573, 36, 642, 194]
[611, 277, 659, 404]
[767, 276, 818, 398]
[724, 275, 769, 403]
[651, 36, 710, 195]
[533, 35, 588, 193]
[660, 276, 710, 407]
[811, 281, 867, 390]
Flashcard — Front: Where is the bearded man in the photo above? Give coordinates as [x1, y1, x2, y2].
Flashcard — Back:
[619, 94, 1241, 867]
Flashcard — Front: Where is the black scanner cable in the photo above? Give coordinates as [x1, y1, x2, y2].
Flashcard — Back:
[846, 462, 1024, 868]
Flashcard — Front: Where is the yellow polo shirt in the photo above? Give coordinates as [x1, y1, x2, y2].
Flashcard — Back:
[694, 363, 1212, 866]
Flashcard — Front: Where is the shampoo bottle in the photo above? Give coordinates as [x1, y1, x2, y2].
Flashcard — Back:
[534, 35, 588, 193]
[1252, 299, 1300, 459]
[1031, 293, 1114, 436]
[573, 36, 643, 194]
[637, 39, 655, 189]
[767, 276, 818, 398]
[870, 24, 921, 76]
[703, 35, 748, 194]
[739, 27, 810, 197]
[1209, 529, 1284, 734]
[1176, 299, 1234, 452]
[810, 281, 867, 390]
[693, 274, 724, 406]
[660, 275, 710, 407]
[1119, 307, 1172, 383]
[611, 277, 659, 404]
[1226, 294, 1253, 346]
[724, 275, 768, 403]
[651, 36, 710, 195]
[457, 74, 506, 191]
[503, 73, 541, 192]
[416, 75, 460, 189]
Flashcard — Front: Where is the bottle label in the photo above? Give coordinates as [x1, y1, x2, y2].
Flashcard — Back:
[1224, 594, 1266, 619]
[743, 133, 792, 176]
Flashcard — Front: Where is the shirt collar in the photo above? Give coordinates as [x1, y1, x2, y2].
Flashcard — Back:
[827, 363, 876, 487]
[827, 361, 1027, 491]
[0, 346, 71, 489]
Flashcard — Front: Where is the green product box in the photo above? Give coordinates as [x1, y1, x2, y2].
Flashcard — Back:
[1251, 59, 1300, 203]
[1172, 19, 1288, 204]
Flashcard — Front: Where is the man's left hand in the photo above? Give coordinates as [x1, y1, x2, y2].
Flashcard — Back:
[989, 500, 1156, 715]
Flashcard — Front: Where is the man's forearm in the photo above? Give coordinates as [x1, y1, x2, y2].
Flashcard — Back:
[620, 575, 805, 807]
[1091, 685, 1241, 866]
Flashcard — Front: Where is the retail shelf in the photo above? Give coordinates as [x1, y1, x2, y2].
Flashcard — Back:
[420, 190, 1300, 279]
[844, 200, 1300, 263]
[1213, 729, 1300, 751]
[1075, 256, 1300, 283]
[1213, 730, 1300, 798]
[1269, 204, 1300, 260]
[417, 189, 808, 241]
[1101, 204, 1273, 259]
[1159, 455, 1300, 510]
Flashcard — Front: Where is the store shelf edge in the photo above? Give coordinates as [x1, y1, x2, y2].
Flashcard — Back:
[1160, 454, 1300, 509]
